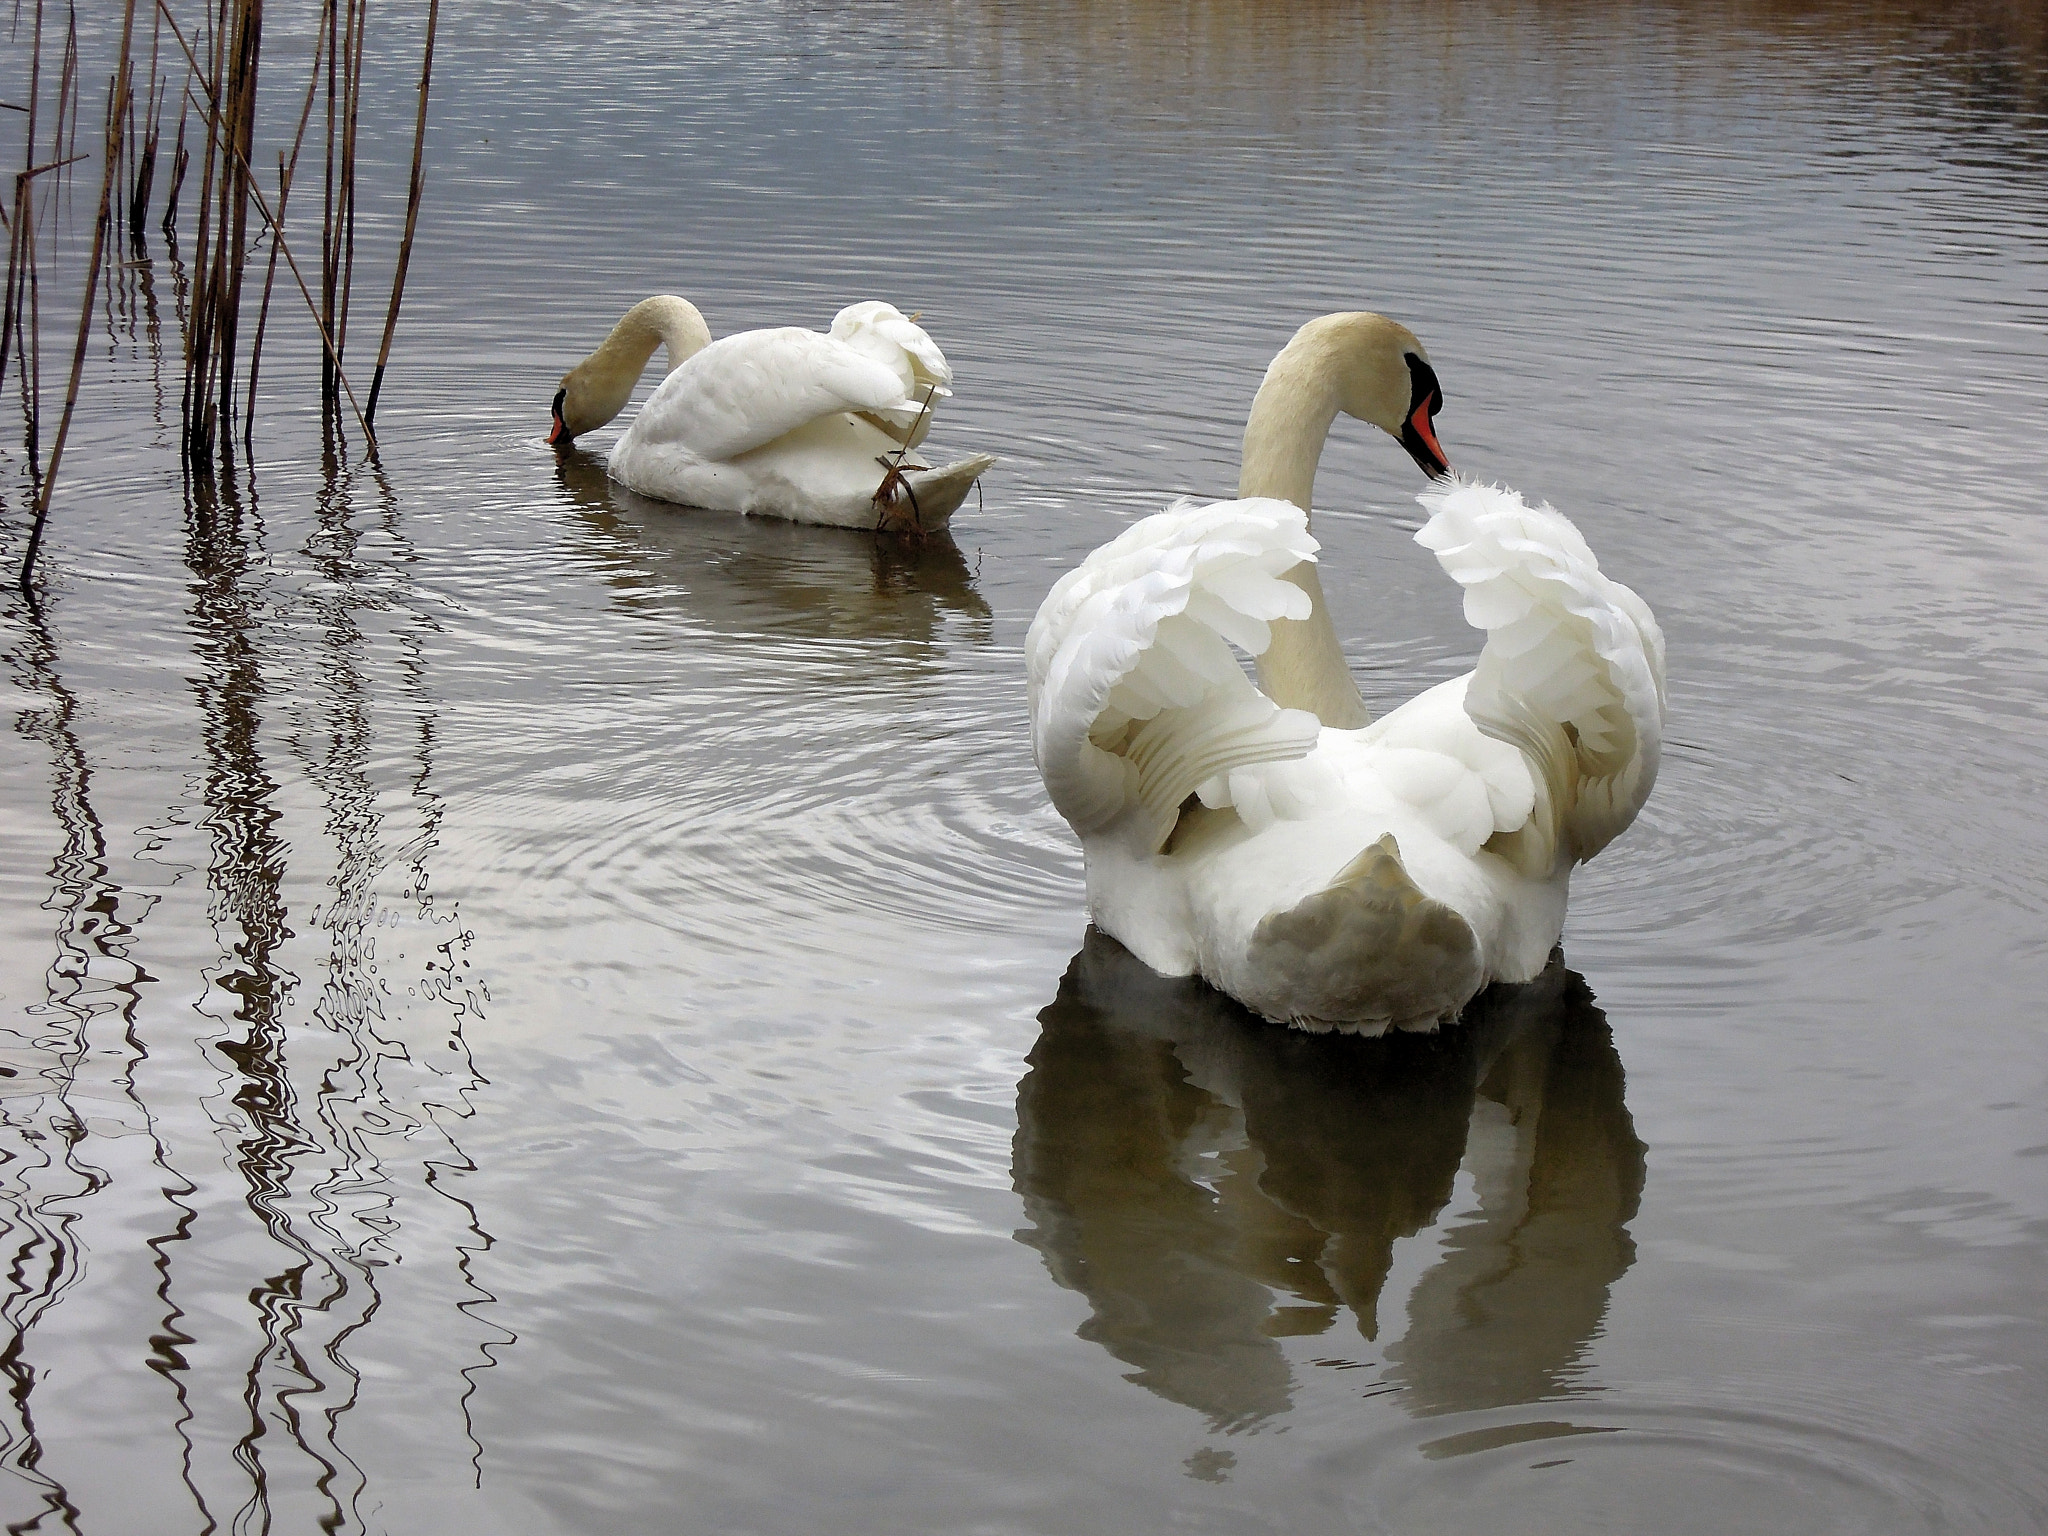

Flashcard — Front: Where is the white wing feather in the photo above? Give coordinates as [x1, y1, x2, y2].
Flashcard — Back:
[828, 302, 953, 393]
[629, 317, 942, 462]
[1415, 478, 1665, 867]
[1028, 499, 1327, 851]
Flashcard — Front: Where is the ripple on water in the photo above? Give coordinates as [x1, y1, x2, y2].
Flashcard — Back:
[445, 639, 1077, 968]
[1328, 1402, 2047, 1536]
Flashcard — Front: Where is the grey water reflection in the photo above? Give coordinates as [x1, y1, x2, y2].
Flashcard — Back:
[553, 448, 992, 645]
[1014, 931, 1643, 1430]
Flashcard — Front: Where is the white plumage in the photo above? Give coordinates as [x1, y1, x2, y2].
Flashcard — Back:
[552, 297, 994, 532]
[1028, 314, 1665, 1033]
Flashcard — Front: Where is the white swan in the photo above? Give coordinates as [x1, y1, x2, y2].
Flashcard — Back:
[549, 296, 996, 532]
[1027, 313, 1665, 1033]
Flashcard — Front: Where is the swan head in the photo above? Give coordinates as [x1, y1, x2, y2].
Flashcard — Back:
[550, 296, 713, 449]
[549, 382, 600, 447]
[1241, 312, 1453, 507]
[550, 363, 639, 446]
[1319, 312, 1452, 479]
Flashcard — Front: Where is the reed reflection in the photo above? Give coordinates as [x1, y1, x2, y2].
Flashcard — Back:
[172, 456, 501, 1530]
[182, 468, 356, 1530]
[1013, 930, 1643, 1429]
[0, 592, 145, 1533]
[289, 458, 500, 1477]
[553, 447, 992, 647]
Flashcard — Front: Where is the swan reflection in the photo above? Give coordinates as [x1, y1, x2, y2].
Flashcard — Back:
[552, 447, 992, 646]
[1013, 930, 1643, 1429]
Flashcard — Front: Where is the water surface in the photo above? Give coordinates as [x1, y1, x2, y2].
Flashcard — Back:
[1, 2, 2045, 1531]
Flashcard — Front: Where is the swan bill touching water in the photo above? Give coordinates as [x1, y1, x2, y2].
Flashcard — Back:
[1027, 313, 1666, 1033]
[549, 296, 996, 532]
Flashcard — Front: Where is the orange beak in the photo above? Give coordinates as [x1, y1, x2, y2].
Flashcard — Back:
[1402, 398, 1451, 478]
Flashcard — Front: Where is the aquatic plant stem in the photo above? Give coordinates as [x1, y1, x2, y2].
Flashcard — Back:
[22, 0, 139, 596]
[245, 4, 330, 451]
[153, 2, 377, 454]
[364, 0, 438, 431]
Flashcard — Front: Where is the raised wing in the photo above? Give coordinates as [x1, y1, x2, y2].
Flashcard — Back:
[1028, 498, 1328, 852]
[1415, 478, 1666, 870]
[627, 326, 917, 462]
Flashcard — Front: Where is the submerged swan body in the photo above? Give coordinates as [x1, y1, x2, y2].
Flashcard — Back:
[550, 296, 995, 531]
[1027, 313, 1665, 1032]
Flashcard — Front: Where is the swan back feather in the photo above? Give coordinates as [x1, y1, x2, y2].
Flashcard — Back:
[625, 326, 926, 464]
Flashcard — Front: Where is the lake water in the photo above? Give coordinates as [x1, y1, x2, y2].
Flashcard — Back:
[2, 2, 2046, 1531]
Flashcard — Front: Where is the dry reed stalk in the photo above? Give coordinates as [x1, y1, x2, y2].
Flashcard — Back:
[7, 0, 439, 539]
[319, 0, 339, 412]
[109, 58, 132, 248]
[21, 0, 139, 595]
[3, 191, 37, 459]
[363, 0, 437, 431]
[153, 0, 376, 453]
[337, 0, 365, 380]
[209, 0, 261, 463]
[169, 0, 262, 466]
[317, 0, 366, 430]
[1, 0, 46, 425]
[312, 0, 362, 433]
[160, 89, 186, 233]
[125, 13, 164, 248]
[1, 191, 31, 417]
[53, 6, 78, 198]
[1, 0, 81, 468]
[241, 148, 289, 449]
[246, 10, 331, 450]
[179, 0, 224, 459]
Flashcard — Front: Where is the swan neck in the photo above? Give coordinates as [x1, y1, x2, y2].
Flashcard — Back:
[1239, 355, 1341, 511]
[565, 296, 712, 434]
[1237, 336, 1369, 729]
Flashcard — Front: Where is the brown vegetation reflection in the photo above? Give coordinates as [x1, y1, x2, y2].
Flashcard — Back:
[1013, 931, 1644, 1431]
[938, 0, 2045, 126]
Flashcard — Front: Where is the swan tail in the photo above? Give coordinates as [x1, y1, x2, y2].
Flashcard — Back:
[1027, 498, 1326, 851]
[1416, 478, 1666, 867]
[1245, 834, 1485, 1033]
[877, 454, 997, 533]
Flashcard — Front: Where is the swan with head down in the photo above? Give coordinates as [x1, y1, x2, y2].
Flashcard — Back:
[550, 296, 995, 533]
[1027, 312, 1666, 1032]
